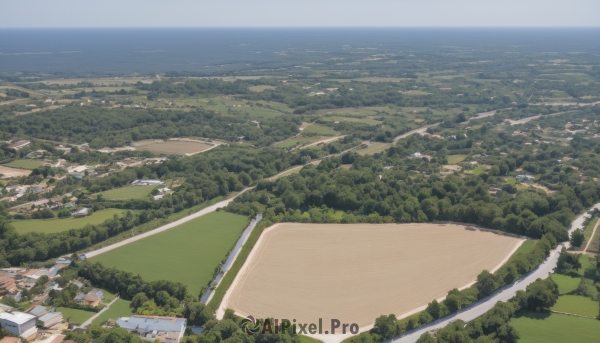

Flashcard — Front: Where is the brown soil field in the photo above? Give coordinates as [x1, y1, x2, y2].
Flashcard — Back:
[132, 140, 213, 155]
[0, 165, 32, 178]
[222, 223, 522, 330]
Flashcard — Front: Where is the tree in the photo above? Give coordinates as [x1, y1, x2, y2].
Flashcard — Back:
[476, 270, 498, 299]
[374, 314, 398, 340]
[425, 300, 448, 320]
[555, 248, 581, 274]
[525, 278, 559, 310]
[570, 229, 584, 247]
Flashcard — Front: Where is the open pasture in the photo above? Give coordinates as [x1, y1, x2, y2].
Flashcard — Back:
[510, 312, 600, 343]
[132, 139, 213, 155]
[223, 222, 522, 328]
[11, 209, 130, 234]
[551, 295, 598, 318]
[4, 159, 44, 170]
[0, 165, 32, 178]
[357, 142, 390, 155]
[92, 211, 248, 295]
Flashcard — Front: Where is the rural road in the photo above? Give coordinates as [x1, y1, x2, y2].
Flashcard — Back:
[507, 111, 568, 126]
[79, 295, 120, 327]
[385, 202, 600, 343]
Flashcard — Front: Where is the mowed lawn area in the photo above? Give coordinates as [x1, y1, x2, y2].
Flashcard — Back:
[57, 307, 95, 324]
[510, 311, 600, 343]
[551, 295, 599, 318]
[91, 299, 133, 325]
[11, 209, 129, 234]
[92, 211, 248, 295]
[552, 254, 595, 294]
[100, 185, 156, 200]
[4, 159, 44, 170]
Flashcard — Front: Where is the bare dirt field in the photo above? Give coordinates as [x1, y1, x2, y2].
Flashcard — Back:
[131, 139, 214, 155]
[0, 165, 33, 178]
[222, 223, 522, 330]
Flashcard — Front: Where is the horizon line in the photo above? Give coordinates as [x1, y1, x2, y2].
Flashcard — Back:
[1, 26, 600, 29]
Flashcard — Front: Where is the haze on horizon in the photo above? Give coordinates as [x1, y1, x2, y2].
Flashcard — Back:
[1, 0, 599, 28]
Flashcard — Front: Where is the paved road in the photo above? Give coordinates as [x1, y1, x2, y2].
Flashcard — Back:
[387, 203, 600, 343]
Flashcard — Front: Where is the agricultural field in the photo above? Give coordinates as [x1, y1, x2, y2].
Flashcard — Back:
[91, 299, 133, 325]
[92, 211, 248, 294]
[0, 165, 32, 178]
[100, 185, 156, 200]
[587, 220, 600, 253]
[274, 136, 322, 149]
[510, 312, 600, 343]
[11, 209, 130, 234]
[581, 217, 598, 250]
[249, 85, 277, 92]
[223, 223, 522, 328]
[132, 140, 214, 155]
[4, 159, 44, 170]
[357, 142, 390, 155]
[300, 124, 338, 136]
[552, 254, 595, 294]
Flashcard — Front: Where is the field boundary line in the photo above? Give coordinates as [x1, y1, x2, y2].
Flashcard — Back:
[583, 217, 600, 252]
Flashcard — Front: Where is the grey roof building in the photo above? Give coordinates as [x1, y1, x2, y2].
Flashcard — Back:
[116, 315, 187, 343]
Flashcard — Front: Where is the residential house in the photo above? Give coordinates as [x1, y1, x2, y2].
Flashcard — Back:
[0, 337, 20, 343]
[0, 312, 38, 339]
[0, 268, 26, 277]
[71, 280, 84, 289]
[28, 186, 44, 194]
[75, 289, 103, 307]
[56, 257, 72, 265]
[28, 305, 48, 318]
[153, 195, 164, 201]
[116, 315, 187, 343]
[0, 276, 17, 296]
[38, 312, 63, 328]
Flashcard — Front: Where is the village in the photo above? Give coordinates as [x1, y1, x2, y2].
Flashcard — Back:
[0, 257, 187, 343]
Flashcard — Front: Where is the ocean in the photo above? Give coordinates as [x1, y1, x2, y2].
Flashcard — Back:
[0, 28, 598, 75]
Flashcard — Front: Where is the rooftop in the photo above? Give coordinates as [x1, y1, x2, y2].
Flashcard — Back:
[116, 315, 186, 333]
[0, 311, 36, 325]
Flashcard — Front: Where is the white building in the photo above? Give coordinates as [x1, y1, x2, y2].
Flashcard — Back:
[0, 312, 38, 339]
[131, 180, 164, 186]
[38, 312, 63, 328]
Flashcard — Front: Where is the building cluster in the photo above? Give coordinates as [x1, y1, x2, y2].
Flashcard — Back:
[113, 315, 187, 343]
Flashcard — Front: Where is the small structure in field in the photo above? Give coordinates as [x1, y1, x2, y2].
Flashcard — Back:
[131, 179, 164, 186]
[8, 140, 31, 150]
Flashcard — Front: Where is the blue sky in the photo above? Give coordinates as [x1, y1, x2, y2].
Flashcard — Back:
[1, 0, 599, 28]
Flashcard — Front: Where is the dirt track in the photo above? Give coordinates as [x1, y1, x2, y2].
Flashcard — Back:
[222, 223, 522, 328]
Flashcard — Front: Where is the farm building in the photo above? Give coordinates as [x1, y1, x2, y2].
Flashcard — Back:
[0, 276, 17, 296]
[131, 179, 164, 186]
[72, 208, 89, 217]
[116, 315, 187, 343]
[516, 174, 535, 182]
[38, 312, 63, 328]
[8, 140, 31, 150]
[0, 312, 38, 339]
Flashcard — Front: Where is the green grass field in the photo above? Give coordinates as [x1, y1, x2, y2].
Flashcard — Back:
[505, 177, 517, 185]
[552, 255, 595, 294]
[510, 311, 600, 343]
[587, 220, 600, 253]
[100, 186, 156, 200]
[301, 124, 338, 136]
[298, 335, 323, 343]
[508, 240, 536, 263]
[447, 155, 467, 164]
[581, 218, 598, 249]
[357, 142, 390, 155]
[249, 85, 277, 92]
[57, 307, 95, 324]
[551, 295, 599, 317]
[274, 136, 322, 148]
[4, 159, 44, 170]
[91, 299, 133, 325]
[11, 209, 129, 234]
[92, 211, 248, 295]
[321, 116, 381, 125]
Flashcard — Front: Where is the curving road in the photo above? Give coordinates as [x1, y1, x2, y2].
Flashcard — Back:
[386, 203, 600, 343]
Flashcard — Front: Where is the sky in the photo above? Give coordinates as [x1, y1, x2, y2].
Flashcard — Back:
[1, 0, 599, 28]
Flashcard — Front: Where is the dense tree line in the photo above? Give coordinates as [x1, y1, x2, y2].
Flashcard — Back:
[0, 106, 302, 148]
